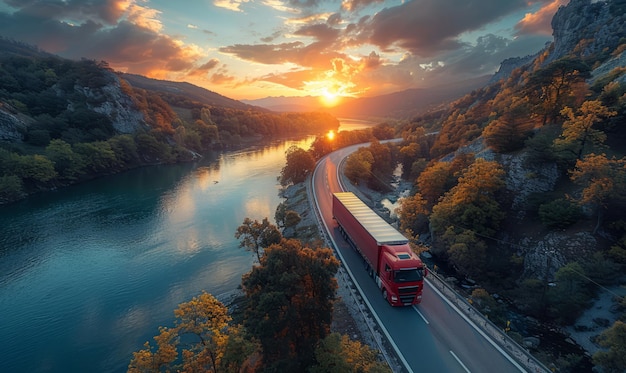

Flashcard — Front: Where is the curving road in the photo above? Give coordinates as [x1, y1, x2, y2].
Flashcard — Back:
[311, 144, 526, 373]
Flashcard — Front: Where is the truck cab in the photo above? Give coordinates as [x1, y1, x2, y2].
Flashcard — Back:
[378, 245, 426, 306]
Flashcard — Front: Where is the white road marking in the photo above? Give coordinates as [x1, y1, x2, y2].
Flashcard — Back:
[450, 350, 471, 373]
[412, 305, 429, 324]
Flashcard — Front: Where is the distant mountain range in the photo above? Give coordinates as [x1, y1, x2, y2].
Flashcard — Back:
[242, 75, 491, 119]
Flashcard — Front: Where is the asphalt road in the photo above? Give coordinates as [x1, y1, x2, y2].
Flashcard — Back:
[311, 144, 526, 373]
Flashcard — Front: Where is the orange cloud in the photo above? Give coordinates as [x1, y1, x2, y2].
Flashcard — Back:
[515, 0, 568, 36]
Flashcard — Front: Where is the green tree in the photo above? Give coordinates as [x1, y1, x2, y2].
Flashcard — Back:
[443, 227, 487, 279]
[344, 148, 373, 185]
[310, 333, 391, 373]
[235, 217, 282, 262]
[14, 154, 57, 185]
[538, 198, 581, 229]
[45, 139, 85, 181]
[242, 239, 339, 371]
[280, 146, 315, 186]
[546, 262, 592, 324]
[593, 321, 626, 372]
[0, 175, 25, 202]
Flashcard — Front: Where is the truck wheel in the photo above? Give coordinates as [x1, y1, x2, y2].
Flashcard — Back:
[382, 289, 388, 302]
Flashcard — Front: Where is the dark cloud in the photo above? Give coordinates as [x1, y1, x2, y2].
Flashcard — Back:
[294, 23, 339, 44]
[365, 0, 529, 56]
[3, 0, 126, 25]
[219, 42, 305, 65]
[0, 2, 203, 76]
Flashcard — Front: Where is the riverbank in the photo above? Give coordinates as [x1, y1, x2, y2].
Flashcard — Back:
[277, 171, 412, 371]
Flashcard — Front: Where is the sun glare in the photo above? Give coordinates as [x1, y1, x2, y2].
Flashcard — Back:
[327, 130, 335, 141]
[321, 90, 341, 107]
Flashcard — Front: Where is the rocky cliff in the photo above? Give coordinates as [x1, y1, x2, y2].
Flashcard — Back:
[549, 0, 625, 63]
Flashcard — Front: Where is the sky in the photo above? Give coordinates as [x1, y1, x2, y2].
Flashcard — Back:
[0, 0, 569, 102]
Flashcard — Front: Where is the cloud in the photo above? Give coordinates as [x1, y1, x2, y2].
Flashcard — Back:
[341, 0, 384, 12]
[364, 0, 530, 56]
[0, 0, 204, 77]
[213, 0, 251, 12]
[515, 0, 568, 36]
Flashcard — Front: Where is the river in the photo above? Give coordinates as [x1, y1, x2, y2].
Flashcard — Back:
[0, 134, 324, 373]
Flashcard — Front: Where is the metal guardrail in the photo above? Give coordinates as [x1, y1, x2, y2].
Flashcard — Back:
[305, 148, 552, 373]
[425, 270, 551, 373]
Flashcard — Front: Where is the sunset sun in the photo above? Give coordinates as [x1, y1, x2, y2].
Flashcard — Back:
[320, 88, 342, 107]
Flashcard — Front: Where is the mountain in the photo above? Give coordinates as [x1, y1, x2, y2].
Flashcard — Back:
[120, 73, 261, 111]
[243, 75, 491, 119]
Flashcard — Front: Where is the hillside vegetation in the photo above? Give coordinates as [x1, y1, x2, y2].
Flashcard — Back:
[386, 1, 626, 371]
[0, 37, 338, 204]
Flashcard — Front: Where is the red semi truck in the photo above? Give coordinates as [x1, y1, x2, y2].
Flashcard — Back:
[332, 192, 426, 306]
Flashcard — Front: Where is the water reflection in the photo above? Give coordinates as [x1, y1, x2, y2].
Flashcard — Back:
[0, 135, 314, 373]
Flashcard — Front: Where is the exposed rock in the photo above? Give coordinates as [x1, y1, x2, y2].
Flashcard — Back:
[501, 152, 559, 215]
[590, 50, 626, 84]
[490, 54, 538, 84]
[0, 103, 26, 141]
[549, 0, 625, 63]
[520, 232, 597, 281]
[74, 72, 146, 134]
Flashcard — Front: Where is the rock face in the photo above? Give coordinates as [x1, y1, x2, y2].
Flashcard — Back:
[549, 0, 625, 63]
[490, 54, 537, 83]
[74, 72, 146, 134]
[520, 232, 597, 281]
[0, 104, 26, 141]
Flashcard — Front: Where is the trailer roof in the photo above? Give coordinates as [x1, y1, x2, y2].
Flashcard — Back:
[333, 192, 408, 245]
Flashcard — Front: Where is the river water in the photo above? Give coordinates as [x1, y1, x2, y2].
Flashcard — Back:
[0, 135, 322, 373]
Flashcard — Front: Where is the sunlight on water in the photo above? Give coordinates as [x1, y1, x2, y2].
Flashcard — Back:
[0, 135, 315, 373]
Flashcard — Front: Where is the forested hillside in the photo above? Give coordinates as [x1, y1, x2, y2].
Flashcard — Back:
[0, 37, 338, 204]
[384, 0, 626, 371]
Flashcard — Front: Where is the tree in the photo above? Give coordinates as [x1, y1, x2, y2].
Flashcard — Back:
[128, 292, 258, 373]
[235, 217, 282, 262]
[594, 321, 626, 373]
[242, 239, 339, 371]
[371, 122, 395, 140]
[443, 227, 487, 279]
[554, 100, 616, 161]
[570, 153, 626, 233]
[483, 97, 535, 153]
[45, 139, 85, 181]
[397, 193, 429, 234]
[430, 158, 506, 240]
[279, 146, 315, 186]
[310, 333, 391, 373]
[344, 148, 373, 185]
[525, 58, 591, 125]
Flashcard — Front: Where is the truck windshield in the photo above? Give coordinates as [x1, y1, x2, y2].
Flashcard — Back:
[394, 269, 423, 283]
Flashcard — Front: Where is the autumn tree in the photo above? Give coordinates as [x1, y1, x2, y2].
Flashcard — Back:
[417, 153, 475, 208]
[430, 158, 506, 245]
[397, 193, 429, 235]
[128, 292, 259, 373]
[554, 100, 616, 162]
[483, 97, 535, 153]
[593, 321, 626, 373]
[371, 122, 395, 140]
[235, 217, 282, 262]
[525, 57, 591, 125]
[242, 239, 339, 371]
[279, 146, 316, 186]
[569, 153, 626, 233]
[310, 333, 391, 373]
